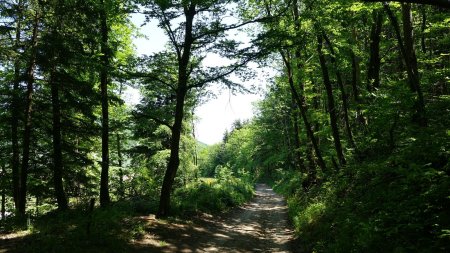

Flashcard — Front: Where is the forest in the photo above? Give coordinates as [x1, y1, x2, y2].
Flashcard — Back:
[0, 0, 449, 252]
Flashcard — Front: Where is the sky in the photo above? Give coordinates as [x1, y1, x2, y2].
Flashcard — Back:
[129, 13, 268, 145]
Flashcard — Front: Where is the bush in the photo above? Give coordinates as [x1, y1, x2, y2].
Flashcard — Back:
[172, 175, 254, 216]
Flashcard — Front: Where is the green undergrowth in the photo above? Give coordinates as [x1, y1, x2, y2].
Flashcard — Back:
[273, 130, 450, 252]
[172, 176, 254, 216]
[1, 199, 157, 253]
[1, 176, 253, 252]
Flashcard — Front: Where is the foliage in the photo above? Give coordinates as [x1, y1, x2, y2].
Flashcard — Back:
[0, 0, 449, 251]
[2, 200, 156, 253]
[173, 176, 254, 216]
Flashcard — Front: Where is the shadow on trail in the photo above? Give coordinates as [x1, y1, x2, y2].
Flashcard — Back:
[134, 183, 294, 253]
[1, 184, 294, 253]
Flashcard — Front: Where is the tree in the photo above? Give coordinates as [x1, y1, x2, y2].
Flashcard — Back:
[316, 34, 346, 167]
[363, 0, 450, 9]
[19, 2, 40, 215]
[138, 0, 258, 217]
[99, 0, 111, 207]
[367, 9, 383, 91]
[383, 2, 426, 126]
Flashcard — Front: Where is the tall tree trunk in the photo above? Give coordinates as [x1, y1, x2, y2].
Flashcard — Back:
[99, 0, 110, 207]
[420, 5, 426, 53]
[157, 4, 196, 218]
[291, 96, 306, 173]
[50, 71, 68, 211]
[317, 35, 346, 167]
[192, 116, 198, 167]
[1, 164, 5, 220]
[283, 115, 295, 170]
[116, 134, 124, 198]
[18, 13, 39, 217]
[289, 0, 327, 173]
[367, 10, 383, 91]
[11, 0, 23, 214]
[401, 3, 426, 126]
[384, 3, 426, 126]
[351, 28, 361, 102]
[157, 88, 187, 218]
[280, 51, 327, 174]
[322, 32, 357, 151]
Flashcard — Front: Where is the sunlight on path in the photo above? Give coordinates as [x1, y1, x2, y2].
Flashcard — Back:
[135, 183, 294, 253]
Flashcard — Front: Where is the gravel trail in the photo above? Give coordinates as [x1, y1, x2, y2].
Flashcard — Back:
[135, 183, 294, 252]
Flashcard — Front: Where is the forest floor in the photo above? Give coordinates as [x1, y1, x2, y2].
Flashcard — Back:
[1, 184, 295, 252]
[131, 183, 295, 252]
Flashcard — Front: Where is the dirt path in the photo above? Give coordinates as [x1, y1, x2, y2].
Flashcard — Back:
[134, 184, 294, 252]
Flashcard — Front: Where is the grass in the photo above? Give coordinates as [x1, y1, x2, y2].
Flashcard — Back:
[272, 159, 450, 252]
[1, 176, 254, 252]
[172, 177, 254, 216]
[1, 199, 156, 253]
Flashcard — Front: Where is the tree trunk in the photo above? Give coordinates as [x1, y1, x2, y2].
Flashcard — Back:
[367, 10, 383, 91]
[420, 5, 426, 53]
[289, 0, 327, 173]
[157, 88, 187, 218]
[99, 0, 110, 207]
[317, 35, 346, 167]
[1, 164, 5, 220]
[18, 13, 39, 217]
[11, 0, 23, 214]
[384, 3, 426, 126]
[351, 28, 361, 102]
[116, 133, 124, 198]
[280, 51, 327, 174]
[291, 96, 306, 173]
[157, 4, 196, 218]
[50, 71, 68, 211]
[401, 3, 426, 126]
[35, 195, 39, 217]
[322, 32, 357, 151]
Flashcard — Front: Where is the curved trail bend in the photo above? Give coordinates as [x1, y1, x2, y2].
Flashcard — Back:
[135, 183, 294, 252]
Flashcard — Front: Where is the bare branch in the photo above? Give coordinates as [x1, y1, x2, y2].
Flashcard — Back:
[187, 56, 253, 90]
[159, 9, 182, 61]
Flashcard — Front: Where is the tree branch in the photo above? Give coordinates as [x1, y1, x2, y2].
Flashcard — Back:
[160, 10, 182, 61]
[187, 57, 252, 90]
[193, 0, 292, 41]
[148, 115, 173, 130]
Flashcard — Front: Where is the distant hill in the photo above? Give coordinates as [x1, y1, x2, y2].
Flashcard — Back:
[196, 140, 208, 152]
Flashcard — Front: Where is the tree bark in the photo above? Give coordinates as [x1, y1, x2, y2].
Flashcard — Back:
[291, 96, 306, 173]
[322, 32, 357, 151]
[1, 164, 5, 220]
[420, 5, 426, 53]
[50, 70, 68, 211]
[401, 3, 426, 126]
[350, 28, 361, 102]
[157, 4, 196, 218]
[280, 51, 327, 174]
[367, 10, 383, 91]
[384, 3, 426, 126]
[18, 13, 39, 217]
[99, 0, 110, 207]
[116, 133, 124, 198]
[317, 35, 346, 167]
[11, 0, 23, 214]
[157, 87, 187, 218]
[289, 0, 327, 173]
